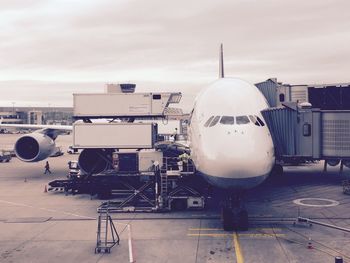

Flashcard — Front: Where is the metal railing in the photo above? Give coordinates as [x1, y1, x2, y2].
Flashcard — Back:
[161, 157, 195, 174]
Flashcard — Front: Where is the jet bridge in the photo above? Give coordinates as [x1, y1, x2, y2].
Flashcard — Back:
[262, 102, 350, 167]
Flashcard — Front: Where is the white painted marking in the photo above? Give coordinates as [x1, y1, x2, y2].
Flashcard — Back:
[293, 198, 339, 207]
[0, 199, 95, 219]
[128, 224, 135, 263]
[0, 199, 135, 259]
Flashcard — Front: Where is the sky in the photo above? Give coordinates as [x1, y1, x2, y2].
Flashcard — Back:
[0, 0, 349, 110]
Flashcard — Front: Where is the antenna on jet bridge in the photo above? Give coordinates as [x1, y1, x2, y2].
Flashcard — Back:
[219, 43, 224, 78]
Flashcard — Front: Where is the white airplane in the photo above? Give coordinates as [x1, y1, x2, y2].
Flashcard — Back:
[0, 45, 276, 230]
[188, 44, 275, 230]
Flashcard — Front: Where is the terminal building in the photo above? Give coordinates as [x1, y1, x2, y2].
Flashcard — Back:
[0, 106, 73, 125]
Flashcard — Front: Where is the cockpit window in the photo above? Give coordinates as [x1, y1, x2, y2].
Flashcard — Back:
[204, 116, 214, 127]
[249, 115, 260, 126]
[236, 116, 250, 125]
[209, 116, 221, 127]
[205, 115, 264, 127]
[256, 116, 265, 126]
[220, 116, 235, 125]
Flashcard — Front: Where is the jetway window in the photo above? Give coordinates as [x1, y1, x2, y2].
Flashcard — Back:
[220, 116, 235, 125]
[236, 116, 250, 125]
[303, 123, 311, 136]
[204, 116, 214, 127]
[209, 116, 221, 127]
[279, 93, 285, 102]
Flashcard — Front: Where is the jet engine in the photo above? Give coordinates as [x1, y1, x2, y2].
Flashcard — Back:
[15, 133, 56, 162]
[327, 159, 340, 167]
[78, 149, 112, 174]
[343, 160, 350, 169]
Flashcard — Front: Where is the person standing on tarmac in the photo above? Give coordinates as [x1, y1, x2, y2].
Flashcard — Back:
[44, 161, 52, 174]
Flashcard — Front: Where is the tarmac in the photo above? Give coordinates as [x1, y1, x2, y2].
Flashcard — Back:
[1, 133, 350, 263]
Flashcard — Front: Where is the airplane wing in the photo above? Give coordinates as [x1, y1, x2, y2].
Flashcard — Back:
[0, 119, 72, 139]
[0, 121, 72, 131]
[0, 119, 73, 162]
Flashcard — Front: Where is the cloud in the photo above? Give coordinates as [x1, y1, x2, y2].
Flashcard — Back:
[0, 0, 46, 10]
[0, 0, 350, 107]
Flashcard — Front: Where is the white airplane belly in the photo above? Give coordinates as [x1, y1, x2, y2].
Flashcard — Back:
[199, 171, 270, 190]
[194, 150, 273, 189]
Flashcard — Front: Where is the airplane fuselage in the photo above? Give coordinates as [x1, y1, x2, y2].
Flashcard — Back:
[189, 78, 275, 190]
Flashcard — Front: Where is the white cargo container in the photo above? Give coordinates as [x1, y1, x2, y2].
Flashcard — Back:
[73, 92, 182, 117]
[73, 122, 157, 149]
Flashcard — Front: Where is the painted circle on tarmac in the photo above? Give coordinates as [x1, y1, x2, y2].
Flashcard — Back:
[293, 198, 340, 207]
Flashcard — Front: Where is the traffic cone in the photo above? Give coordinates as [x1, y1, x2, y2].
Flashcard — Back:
[307, 237, 313, 249]
[44, 185, 47, 193]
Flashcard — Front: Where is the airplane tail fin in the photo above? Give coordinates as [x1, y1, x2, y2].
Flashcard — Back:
[219, 43, 224, 78]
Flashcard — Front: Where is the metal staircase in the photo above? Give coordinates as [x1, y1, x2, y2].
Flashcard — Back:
[95, 210, 120, 254]
[160, 167, 168, 197]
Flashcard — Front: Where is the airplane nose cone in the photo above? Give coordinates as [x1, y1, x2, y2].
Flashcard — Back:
[201, 148, 267, 178]
[197, 130, 274, 183]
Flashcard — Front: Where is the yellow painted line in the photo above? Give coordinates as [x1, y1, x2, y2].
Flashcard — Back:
[238, 233, 286, 238]
[191, 214, 221, 217]
[188, 228, 282, 231]
[187, 233, 285, 238]
[188, 228, 222, 231]
[233, 232, 244, 263]
[187, 233, 231, 237]
[251, 228, 282, 231]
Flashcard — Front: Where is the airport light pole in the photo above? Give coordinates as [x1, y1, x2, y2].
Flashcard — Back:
[48, 103, 51, 124]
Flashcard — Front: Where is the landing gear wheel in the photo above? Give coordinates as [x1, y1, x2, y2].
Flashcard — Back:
[270, 164, 283, 177]
[238, 209, 248, 231]
[222, 207, 234, 231]
[275, 164, 283, 176]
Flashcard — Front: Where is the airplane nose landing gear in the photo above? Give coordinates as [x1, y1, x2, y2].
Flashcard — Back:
[222, 193, 248, 231]
[222, 207, 234, 231]
[237, 209, 249, 231]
